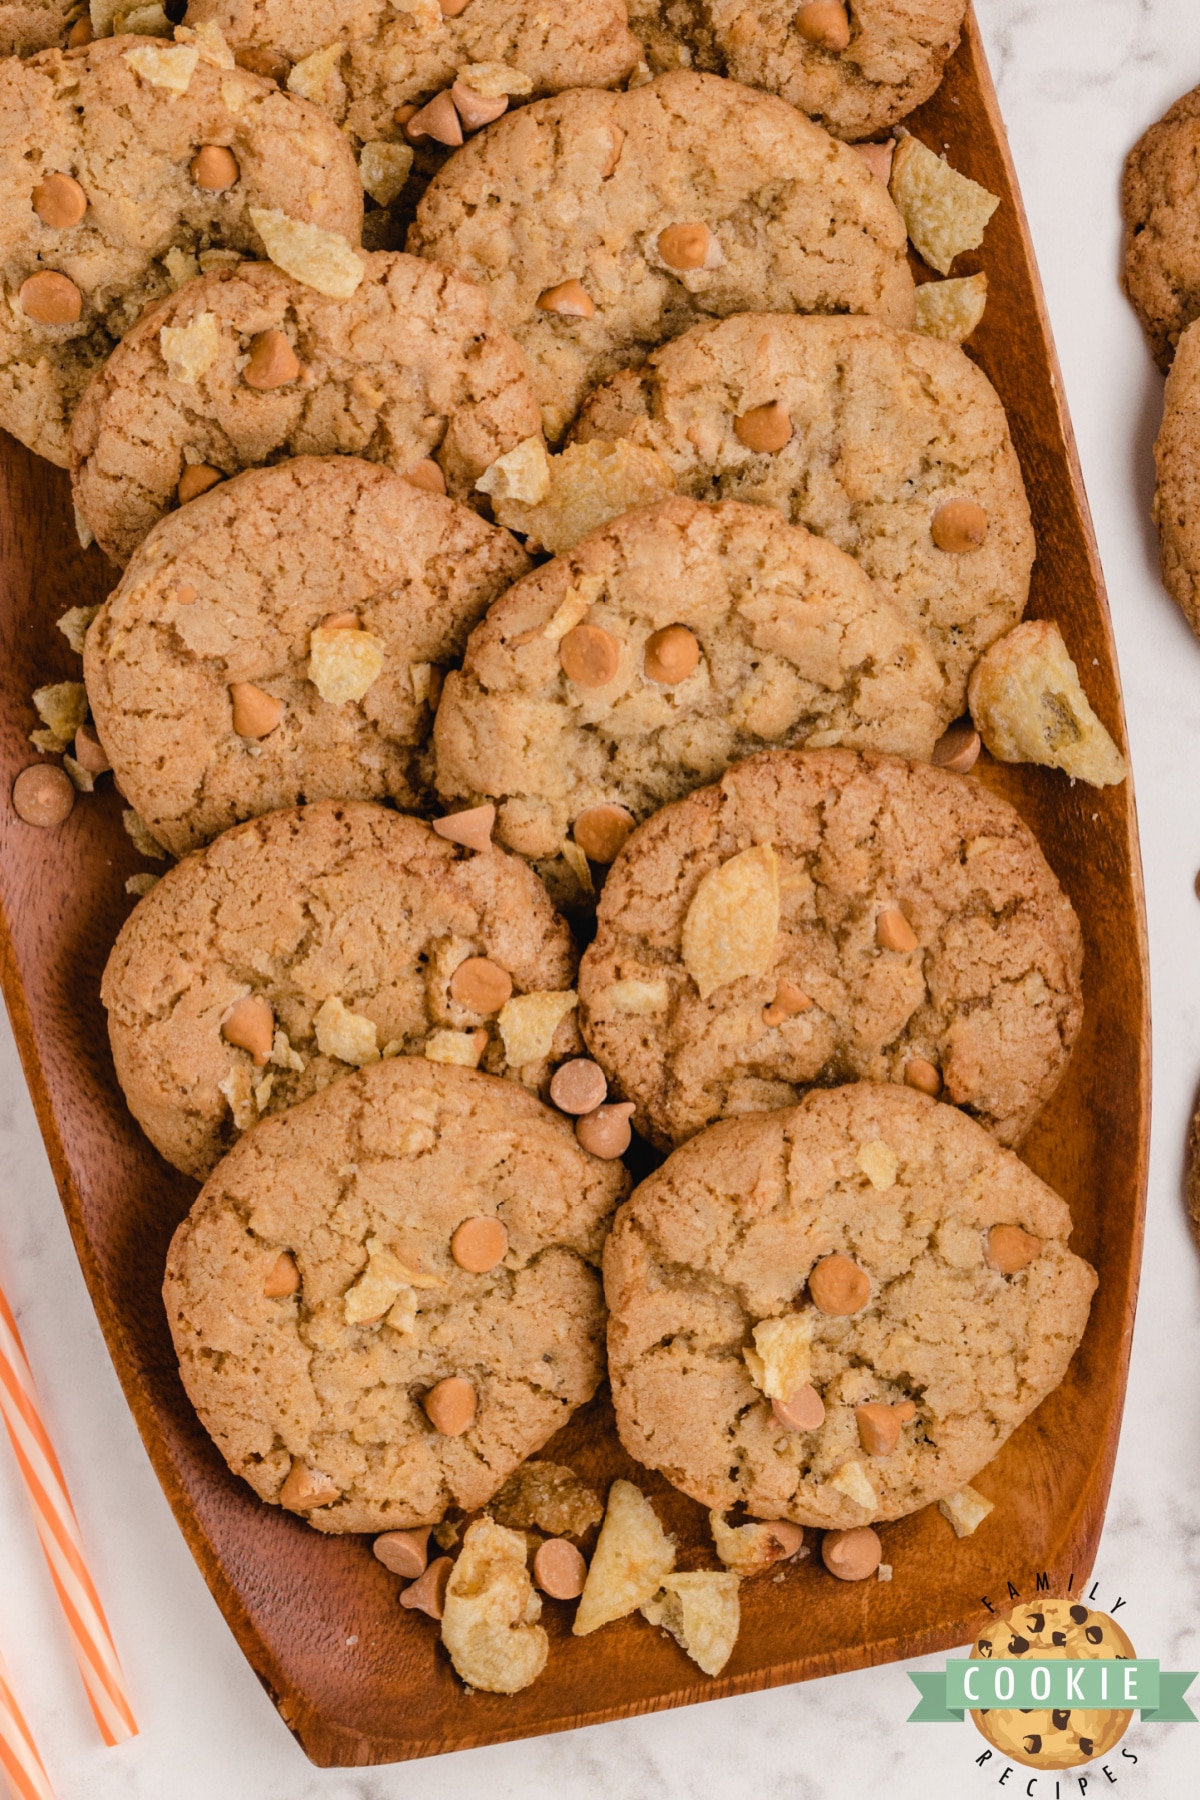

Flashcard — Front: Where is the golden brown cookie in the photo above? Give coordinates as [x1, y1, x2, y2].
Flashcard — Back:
[1123, 82, 1200, 369]
[164, 1055, 628, 1532]
[1153, 318, 1200, 637]
[971, 1599, 1135, 1770]
[577, 748, 1084, 1149]
[604, 1083, 1096, 1526]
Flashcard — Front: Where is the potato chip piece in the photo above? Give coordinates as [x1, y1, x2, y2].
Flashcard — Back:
[742, 1312, 813, 1401]
[457, 61, 534, 98]
[174, 21, 235, 67]
[124, 872, 159, 897]
[491, 1462, 604, 1538]
[123, 43, 198, 94]
[287, 41, 344, 106]
[344, 1237, 414, 1325]
[559, 838, 594, 894]
[270, 1028, 306, 1072]
[857, 1139, 899, 1191]
[441, 1519, 548, 1693]
[914, 273, 988, 342]
[313, 995, 379, 1065]
[249, 208, 363, 299]
[74, 508, 94, 550]
[890, 136, 1000, 275]
[574, 1479, 675, 1636]
[476, 437, 552, 506]
[33, 681, 87, 743]
[642, 1572, 740, 1676]
[605, 977, 670, 1016]
[542, 579, 603, 641]
[62, 753, 94, 793]
[967, 620, 1127, 787]
[160, 312, 221, 384]
[359, 141, 415, 208]
[497, 990, 577, 1068]
[938, 1484, 994, 1538]
[424, 1028, 486, 1068]
[682, 844, 780, 1001]
[308, 626, 385, 703]
[122, 5, 172, 34]
[487, 440, 676, 554]
[828, 1460, 878, 1514]
[709, 1513, 803, 1578]
[163, 246, 200, 290]
[217, 1062, 255, 1129]
[122, 808, 169, 859]
[253, 1071, 274, 1112]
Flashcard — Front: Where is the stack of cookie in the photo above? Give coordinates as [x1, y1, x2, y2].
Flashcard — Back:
[1, 4, 1128, 1696]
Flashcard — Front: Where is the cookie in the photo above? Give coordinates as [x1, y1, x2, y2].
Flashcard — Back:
[0, 36, 363, 468]
[577, 748, 1084, 1149]
[627, 2, 966, 141]
[1123, 83, 1200, 370]
[972, 1599, 1135, 1770]
[0, 0, 75, 55]
[84, 456, 530, 855]
[604, 1083, 1096, 1526]
[103, 799, 583, 1178]
[164, 1055, 628, 1532]
[407, 70, 916, 441]
[434, 496, 946, 876]
[573, 312, 1035, 714]
[69, 250, 543, 565]
[1153, 318, 1200, 637]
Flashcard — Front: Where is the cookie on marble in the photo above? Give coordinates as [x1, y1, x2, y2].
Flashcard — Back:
[164, 1055, 627, 1531]
[0, 36, 362, 468]
[1153, 318, 1200, 637]
[434, 496, 945, 875]
[408, 70, 915, 441]
[103, 799, 583, 1178]
[69, 250, 543, 565]
[84, 456, 530, 854]
[578, 747, 1084, 1149]
[573, 313, 1035, 715]
[972, 1599, 1134, 1770]
[604, 1083, 1096, 1526]
[627, 1, 966, 141]
[1123, 83, 1200, 370]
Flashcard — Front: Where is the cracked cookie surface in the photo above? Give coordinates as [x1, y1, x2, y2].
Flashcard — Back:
[1123, 82, 1200, 370]
[1153, 319, 1200, 639]
[103, 799, 582, 1178]
[164, 1056, 627, 1532]
[577, 748, 1083, 1149]
[604, 1083, 1096, 1525]
[69, 251, 543, 564]
[0, 0, 74, 55]
[85, 456, 530, 854]
[573, 313, 1034, 716]
[407, 70, 915, 442]
[0, 36, 362, 467]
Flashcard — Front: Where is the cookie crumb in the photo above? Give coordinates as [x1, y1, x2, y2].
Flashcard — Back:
[456, 62, 533, 98]
[124, 872, 160, 897]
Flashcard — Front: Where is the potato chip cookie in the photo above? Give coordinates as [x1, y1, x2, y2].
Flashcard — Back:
[164, 1056, 627, 1531]
[103, 798, 585, 1177]
[604, 1084, 1096, 1526]
[1123, 82, 1200, 370]
[972, 1599, 1135, 1770]
[408, 71, 915, 441]
[573, 313, 1035, 715]
[1153, 318, 1200, 639]
[434, 496, 945, 877]
[84, 457, 530, 854]
[578, 748, 1083, 1149]
[69, 252, 543, 564]
[0, 35, 362, 467]
[627, 2, 966, 142]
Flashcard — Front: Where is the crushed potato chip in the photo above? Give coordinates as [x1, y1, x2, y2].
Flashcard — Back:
[642, 1572, 740, 1677]
[386, 1286, 418, 1335]
[359, 140, 415, 207]
[681, 844, 780, 1001]
[163, 246, 200, 289]
[308, 626, 385, 704]
[627, 59, 653, 88]
[915, 272, 988, 342]
[62, 753, 93, 793]
[73, 508, 94, 551]
[491, 1462, 604, 1539]
[28, 730, 66, 754]
[574, 1480, 675, 1636]
[441, 1519, 548, 1694]
[287, 41, 344, 105]
[939, 1484, 994, 1538]
[218, 1062, 255, 1130]
[124, 872, 160, 897]
[424, 1028, 486, 1068]
[173, 20, 235, 66]
[344, 1238, 414, 1325]
[828, 1460, 878, 1514]
[742, 1312, 813, 1401]
[486, 440, 676, 554]
[198, 247, 243, 273]
[160, 312, 221, 384]
[857, 1139, 899, 1191]
[122, 4, 171, 34]
[456, 61, 533, 98]
[32, 681, 87, 744]
[605, 976, 670, 1016]
[497, 990, 577, 1069]
[249, 208, 364, 299]
[122, 809, 169, 860]
[270, 1028, 306, 1072]
[476, 437, 552, 506]
[967, 620, 1127, 787]
[394, 0, 441, 24]
[253, 1071, 275, 1112]
[890, 135, 999, 275]
[559, 838, 594, 894]
[313, 995, 379, 1065]
[123, 43, 199, 94]
[709, 1513, 803, 1578]
[542, 581, 603, 641]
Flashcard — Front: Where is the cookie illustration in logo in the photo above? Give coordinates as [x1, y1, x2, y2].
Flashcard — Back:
[970, 1597, 1136, 1770]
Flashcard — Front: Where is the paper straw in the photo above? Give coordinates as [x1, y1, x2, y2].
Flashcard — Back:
[0, 1645, 55, 1800]
[0, 1285, 137, 1746]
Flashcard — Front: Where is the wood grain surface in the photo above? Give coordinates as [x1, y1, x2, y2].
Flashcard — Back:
[0, 8, 1150, 1768]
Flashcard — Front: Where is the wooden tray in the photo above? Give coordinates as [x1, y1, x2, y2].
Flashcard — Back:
[0, 7, 1150, 1768]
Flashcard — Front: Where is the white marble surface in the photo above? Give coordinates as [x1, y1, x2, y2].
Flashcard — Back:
[4, 3, 1200, 1794]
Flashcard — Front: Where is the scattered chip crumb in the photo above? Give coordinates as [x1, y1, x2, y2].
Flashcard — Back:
[574, 1480, 675, 1637]
[359, 141, 415, 207]
[313, 995, 379, 1065]
[434, 1519, 461, 1550]
[491, 1463, 604, 1539]
[742, 1312, 813, 1401]
[253, 1071, 274, 1113]
[457, 61, 533, 98]
[249, 208, 364, 299]
[61, 753, 93, 793]
[124, 872, 159, 897]
[828, 1460, 878, 1515]
[73, 509, 94, 551]
[889, 135, 1000, 275]
[218, 1062, 255, 1130]
[441, 1519, 548, 1694]
[122, 809, 169, 860]
[681, 844, 780, 1000]
[122, 42, 198, 95]
[173, 20, 235, 66]
[308, 626, 385, 704]
[160, 312, 221, 384]
[606, 977, 670, 1016]
[497, 990, 577, 1070]
[856, 1139, 899, 1192]
[122, 5, 172, 35]
[476, 437, 552, 506]
[559, 838, 594, 894]
[914, 273, 988, 342]
[967, 620, 1127, 786]
[424, 1028, 486, 1068]
[641, 1572, 740, 1677]
[271, 1028, 305, 1072]
[542, 579, 603, 641]
[485, 440, 676, 555]
[938, 1485, 994, 1538]
[163, 246, 200, 290]
[198, 248, 243, 273]
[627, 59, 653, 87]
[33, 681, 87, 745]
[286, 41, 344, 107]
[709, 1513, 803, 1579]
[877, 1563, 893, 1582]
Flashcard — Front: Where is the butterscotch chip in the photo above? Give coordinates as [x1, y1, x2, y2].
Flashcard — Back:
[985, 1223, 1042, 1274]
[451, 82, 509, 132]
[449, 958, 513, 1015]
[537, 279, 595, 318]
[560, 623, 622, 687]
[533, 1538, 587, 1599]
[280, 1459, 339, 1511]
[229, 682, 283, 739]
[442, 1518, 548, 1692]
[932, 498, 989, 554]
[164, 1057, 627, 1530]
[710, 1512, 804, 1577]
[855, 1399, 914, 1456]
[735, 401, 793, 454]
[73, 723, 110, 776]
[573, 805, 635, 864]
[102, 800, 581, 1176]
[657, 221, 710, 270]
[263, 1250, 300, 1297]
[821, 1525, 881, 1580]
[374, 1527, 430, 1579]
[904, 1057, 941, 1096]
[192, 145, 239, 191]
[875, 905, 919, 953]
[575, 1100, 634, 1159]
[176, 462, 224, 505]
[967, 620, 1128, 787]
[643, 624, 699, 684]
[12, 763, 74, 827]
[220, 994, 274, 1064]
[243, 328, 299, 389]
[432, 805, 496, 852]
[32, 172, 87, 229]
[930, 719, 980, 773]
[604, 1084, 1097, 1526]
[20, 270, 81, 324]
[451, 1216, 509, 1273]
[578, 748, 1082, 1149]
[424, 1375, 477, 1435]
[406, 89, 463, 147]
[810, 1253, 871, 1316]
[401, 1555, 453, 1618]
[403, 459, 446, 496]
[550, 1059, 607, 1115]
[410, 71, 914, 441]
[772, 1384, 825, 1432]
[795, 2, 851, 51]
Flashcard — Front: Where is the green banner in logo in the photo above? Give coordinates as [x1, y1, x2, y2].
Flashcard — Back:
[908, 1661, 1198, 1724]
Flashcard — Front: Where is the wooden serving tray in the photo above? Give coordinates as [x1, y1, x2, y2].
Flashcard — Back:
[0, 7, 1149, 1768]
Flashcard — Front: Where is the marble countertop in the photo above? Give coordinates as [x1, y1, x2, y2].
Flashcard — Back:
[4, 3, 1200, 1795]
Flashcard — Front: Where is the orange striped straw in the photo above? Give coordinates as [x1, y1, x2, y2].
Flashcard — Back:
[0, 1645, 55, 1800]
[0, 1284, 137, 1747]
